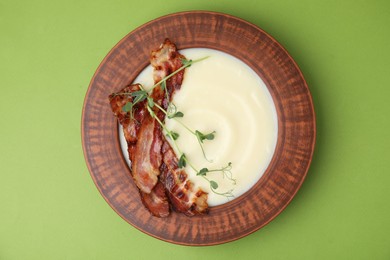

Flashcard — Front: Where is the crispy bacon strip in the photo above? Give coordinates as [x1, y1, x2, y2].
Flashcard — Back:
[131, 39, 186, 194]
[132, 114, 163, 193]
[139, 181, 169, 217]
[109, 84, 169, 218]
[150, 39, 208, 215]
[150, 38, 186, 111]
[160, 141, 208, 216]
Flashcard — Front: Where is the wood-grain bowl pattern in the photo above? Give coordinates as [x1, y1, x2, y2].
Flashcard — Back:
[82, 11, 316, 245]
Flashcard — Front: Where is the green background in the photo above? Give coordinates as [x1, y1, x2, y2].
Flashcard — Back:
[1, 0, 389, 259]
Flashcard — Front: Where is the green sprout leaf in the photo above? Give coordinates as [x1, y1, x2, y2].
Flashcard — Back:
[147, 97, 155, 108]
[166, 131, 179, 141]
[197, 168, 208, 176]
[161, 80, 166, 91]
[170, 131, 179, 140]
[195, 130, 216, 143]
[181, 58, 193, 67]
[178, 154, 186, 168]
[168, 111, 184, 119]
[147, 106, 155, 117]
[131, 90, 147, 97]
[122, 102, 133, 112]
[131, 90, 148, 104]
[210, 181, 218, 189]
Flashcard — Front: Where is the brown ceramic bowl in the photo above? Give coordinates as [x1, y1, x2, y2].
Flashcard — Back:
[82, 11, 316, 246]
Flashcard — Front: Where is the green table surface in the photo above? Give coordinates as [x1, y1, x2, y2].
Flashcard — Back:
[1, 0, 389, 259]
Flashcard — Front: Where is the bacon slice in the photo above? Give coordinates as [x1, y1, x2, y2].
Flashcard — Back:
[131, 39, 186, 194]
[108, 83, 147, 167]
[160, 141, 208, 216]
[150, 39, 208, 215]
[132, 114, 163, 193]
[109, 84, 169, 218]
[150, 38, 186, 111]
[140, 181, 169, 217]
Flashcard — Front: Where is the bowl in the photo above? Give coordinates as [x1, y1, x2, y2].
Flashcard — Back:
[81, 11, 316, 246]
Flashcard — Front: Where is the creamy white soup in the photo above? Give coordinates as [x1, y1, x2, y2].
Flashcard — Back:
[120, 48, 278, 206]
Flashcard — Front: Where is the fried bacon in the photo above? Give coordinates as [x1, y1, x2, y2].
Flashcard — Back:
[132, 38, 186, 194]
[150, 38, 186, 110]
[109, 39, 208, 217]
[132, 114, 163, 193]
[160, 141, 208, 216]
[109, 84, 169, 218]
[139, 181, 170, 218]
[150, 39, 208, 215]
[108, 84, 146, 146]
